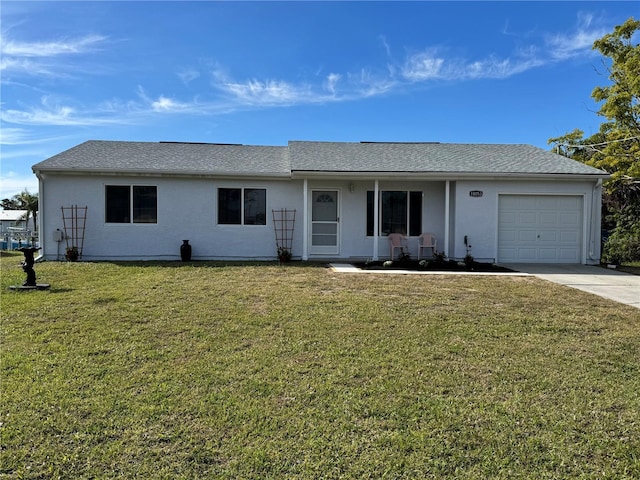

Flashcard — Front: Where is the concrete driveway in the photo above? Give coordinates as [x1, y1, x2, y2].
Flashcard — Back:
[504, 264, 640, 309]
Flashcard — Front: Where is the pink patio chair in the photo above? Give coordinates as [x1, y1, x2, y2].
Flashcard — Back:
[388, 233, 407, 260]
[417, 233, 437, 260]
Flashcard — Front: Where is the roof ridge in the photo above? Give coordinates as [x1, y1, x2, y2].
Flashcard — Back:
[360, 141, 441, 144]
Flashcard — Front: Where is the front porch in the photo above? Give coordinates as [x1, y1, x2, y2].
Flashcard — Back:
[300, 179, 453, 262]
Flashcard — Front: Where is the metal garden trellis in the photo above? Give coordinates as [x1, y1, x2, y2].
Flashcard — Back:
[272, 208, 296, 261]
[61, 205, 87, 259]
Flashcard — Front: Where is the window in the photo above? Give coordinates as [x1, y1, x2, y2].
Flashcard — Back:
[366, 190, 422, 236]
[218, 188, 266, 225]
[106, 185, 157, 223]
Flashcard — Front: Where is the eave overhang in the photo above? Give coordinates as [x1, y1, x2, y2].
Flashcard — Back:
[290, 170, 610, 181]
[32, 167, 292, 180]
[32, 167, 610, 183]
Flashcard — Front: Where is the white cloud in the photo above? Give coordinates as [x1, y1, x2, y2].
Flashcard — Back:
[545, 12, 606, 60]
[400, 12, 608, 84]
[379, 35, 392, 57]
[0, 11, 614, 130]
[352, 69, 397, 97]
[0, 128, 68, 150]
[324, 73, 341, 94]
[2, 106, 74, 125]
[1, 96, 126, 126]
[546, 29, 604, 60]
[137, 86, 194, 113]
[401, 49, 533, 83]
[462, 56, 544, 79]
[402, 51, 445, 81]
[0, 57, 59, 77]
[219, 79, 318, 106]
[178, 68, 200, 85]
[0, 127, 36, 145]
[1, 34, 106, 57]
[401, 46, 547, 83]
[0, 171, 39, 199]
[151, 95, 190, 113]
[0, 34, 108, 78]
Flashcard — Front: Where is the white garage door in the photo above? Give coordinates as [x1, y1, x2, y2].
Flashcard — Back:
[498, 195, 583, 263]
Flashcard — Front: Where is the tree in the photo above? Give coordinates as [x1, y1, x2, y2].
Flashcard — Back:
[549, 17, 640, 263]
[1, 190, 39, 233]
[1, 198, 20, 210]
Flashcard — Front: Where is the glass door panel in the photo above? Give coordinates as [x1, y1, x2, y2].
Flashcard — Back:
[311, 190, 339, 254]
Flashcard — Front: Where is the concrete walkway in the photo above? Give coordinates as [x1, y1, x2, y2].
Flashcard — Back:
[503, 264, 640, 310]
[330, 263, 639, 309]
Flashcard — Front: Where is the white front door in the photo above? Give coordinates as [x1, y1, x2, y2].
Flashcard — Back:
[310, 190, 339, 255]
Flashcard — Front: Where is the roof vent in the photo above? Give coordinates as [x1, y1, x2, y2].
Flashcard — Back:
[360, 141, 441, 144]
[159, 141, 243, 146]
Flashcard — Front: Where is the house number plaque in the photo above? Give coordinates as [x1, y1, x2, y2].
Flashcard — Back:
[469, 190, 483, 197]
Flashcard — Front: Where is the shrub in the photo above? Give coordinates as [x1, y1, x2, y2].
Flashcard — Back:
[603, 203, 640, 264]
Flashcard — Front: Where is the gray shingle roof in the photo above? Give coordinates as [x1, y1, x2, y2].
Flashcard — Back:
[32, 140, 291, 177]
[33, 139, 608, 178]
[289, 141, 607, 176]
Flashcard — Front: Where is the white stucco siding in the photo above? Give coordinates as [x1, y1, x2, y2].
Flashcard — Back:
[38, 173, 603, 264]
[452, 179, 602, 264]
[39, 174, 304, 261]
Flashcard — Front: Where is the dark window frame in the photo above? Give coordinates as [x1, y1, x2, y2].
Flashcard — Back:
[366, 190, 422, 236]
[218, 187, 267, 226]
[105, 185, 157, 224]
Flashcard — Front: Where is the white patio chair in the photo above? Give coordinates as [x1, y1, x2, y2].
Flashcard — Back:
[388, 233, 408, 260]
[417, 233, 437, 260]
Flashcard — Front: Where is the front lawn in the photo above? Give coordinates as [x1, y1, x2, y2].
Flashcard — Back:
[2, 253, 639, 478]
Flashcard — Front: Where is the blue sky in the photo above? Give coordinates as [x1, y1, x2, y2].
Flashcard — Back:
[1, 1, 637, 198]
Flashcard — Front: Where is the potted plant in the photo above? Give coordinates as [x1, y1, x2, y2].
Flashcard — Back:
[432, 250, 446, 265]
[463, 235, 474, 270]
[65, 246, 79, 262]
[464, 253, 475, 270]
[397, 251, 411, 265]
[277, 246, 292, 263]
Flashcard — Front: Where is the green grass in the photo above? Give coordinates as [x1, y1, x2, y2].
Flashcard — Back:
[2, 252, 639, 479]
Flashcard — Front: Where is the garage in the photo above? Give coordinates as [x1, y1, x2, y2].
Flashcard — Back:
[498, 195, 583, 263]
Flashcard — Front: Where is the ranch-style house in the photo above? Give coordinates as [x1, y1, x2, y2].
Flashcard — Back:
[32, 140, 609, 264]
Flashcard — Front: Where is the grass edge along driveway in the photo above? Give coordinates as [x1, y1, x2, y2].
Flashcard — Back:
[2, 254, 639, 479]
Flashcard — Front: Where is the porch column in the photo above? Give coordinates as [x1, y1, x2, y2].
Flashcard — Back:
[444, 180, 450, 257]
[373, 179, 379, 260]
[589, 178, 603, 263]
[302, 178, 308, 260]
